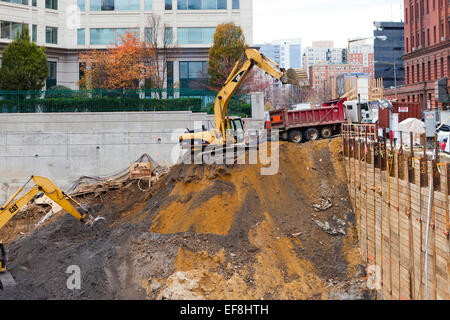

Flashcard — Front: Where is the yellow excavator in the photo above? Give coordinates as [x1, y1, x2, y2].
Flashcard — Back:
[0, 175, 104, 289]
[179, 48, 309, 160]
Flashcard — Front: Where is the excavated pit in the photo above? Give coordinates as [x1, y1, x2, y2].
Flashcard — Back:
[0, 139, 371, 300]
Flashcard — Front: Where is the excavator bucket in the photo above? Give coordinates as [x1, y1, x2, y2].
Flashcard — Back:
[284, 68, 310, 88]
[0, 243, 16, 290]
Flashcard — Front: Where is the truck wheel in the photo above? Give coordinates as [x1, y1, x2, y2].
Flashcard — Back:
[288, 130, 303, 143]
[305, 128, 320, 141]
[321, 127, 333, 139]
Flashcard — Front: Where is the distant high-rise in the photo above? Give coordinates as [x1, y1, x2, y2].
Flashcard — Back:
[257, 38, 302, 69]
[373, 21, 405, 89]
[302, 41, 346, 76]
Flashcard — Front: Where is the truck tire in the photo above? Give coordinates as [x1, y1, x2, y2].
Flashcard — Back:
[288, 130, 303, 143]
[305, 128, 320, 141]
[321, 127, 333, 139]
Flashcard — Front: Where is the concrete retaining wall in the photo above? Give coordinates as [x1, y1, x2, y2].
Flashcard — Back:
[0, 111, 216, 202]
[0, 109, 265, 202]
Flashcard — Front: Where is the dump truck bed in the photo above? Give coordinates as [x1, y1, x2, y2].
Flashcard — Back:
[269, 105, 346, 131]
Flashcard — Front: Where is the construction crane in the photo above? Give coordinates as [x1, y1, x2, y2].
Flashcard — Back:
[0, 175, 104, 289]
[179, 48, 309, 160]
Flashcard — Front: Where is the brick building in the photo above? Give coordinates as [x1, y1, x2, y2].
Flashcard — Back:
[385, 0, 449, 108]
[309, 62, 366, 91]
[348, 42, 375, 77]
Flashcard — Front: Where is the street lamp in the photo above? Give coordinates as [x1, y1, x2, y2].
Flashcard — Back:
[374, 60, 397, 100]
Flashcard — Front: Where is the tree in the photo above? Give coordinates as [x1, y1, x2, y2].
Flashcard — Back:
[79, 31, 155, 90]
[144, 14, 179, 96]
[0, 25, 48, 90]
[208, 23, 247, 90]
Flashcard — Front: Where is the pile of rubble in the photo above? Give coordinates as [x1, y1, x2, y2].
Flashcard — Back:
[0, 140, 370, 300]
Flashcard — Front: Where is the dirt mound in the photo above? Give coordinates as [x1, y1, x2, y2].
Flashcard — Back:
[0, 139, 368, 300]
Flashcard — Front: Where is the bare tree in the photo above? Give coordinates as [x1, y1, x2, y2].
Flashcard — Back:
[144, 14, 179, 98]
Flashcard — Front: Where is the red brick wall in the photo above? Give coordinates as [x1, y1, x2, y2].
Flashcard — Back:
[400, 0, 450, 108]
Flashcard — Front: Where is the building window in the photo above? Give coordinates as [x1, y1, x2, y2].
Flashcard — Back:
[165, 0, 172, 10]
[32, 24, 37, 42]
[406, 66, 409, 84]
[78, 0, 85, 11]
[177, 0, 226, 10]
[1, 0, 28, 5]
[32, 0, 36, 6]
[45, 0, 57, 10]
[434, 59, 437, 79]
[417, 63, 420, 82]
[177, 27, 215, 45]
[165, 27, 173, 45]
[77, 28, 85, 45]
[179, 61, 208, 89]
[1, 21, 24, 40]
[441, 57, 444, 77]
[145, 28, 152, 42]
[422, 62, 425, 82]
[45, 26, 57, 44]
[167, 61, 174, 91]
[232, 0, 239, 9]
[46, 61, 57, 88]
[144, 0, 151, 10]
[115, 0, 139, 10]
[405, 7, 408, 24]
[90, 0, 139, 10]
[90, 28, 137, 45]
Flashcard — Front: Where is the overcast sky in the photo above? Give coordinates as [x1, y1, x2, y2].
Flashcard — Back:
[253, 0, 404, 47]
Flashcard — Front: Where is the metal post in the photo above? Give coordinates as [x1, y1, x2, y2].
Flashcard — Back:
[394, 63, 398, 100]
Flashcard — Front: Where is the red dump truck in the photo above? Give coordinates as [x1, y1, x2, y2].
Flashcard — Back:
[268, 100, 346, 143]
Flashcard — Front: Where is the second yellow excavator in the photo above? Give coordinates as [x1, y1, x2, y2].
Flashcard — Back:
[0, 175, 104, 289]
[179, 48, 309, 161]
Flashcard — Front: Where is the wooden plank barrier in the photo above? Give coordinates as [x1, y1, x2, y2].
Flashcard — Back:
[342, 125, 450, 300]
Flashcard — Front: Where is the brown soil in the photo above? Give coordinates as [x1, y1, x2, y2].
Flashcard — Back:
[0, 139, 369, 300]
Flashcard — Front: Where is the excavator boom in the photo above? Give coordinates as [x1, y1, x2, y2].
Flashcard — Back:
[180, 48, 309, 151]
[0, 175, 104, 288]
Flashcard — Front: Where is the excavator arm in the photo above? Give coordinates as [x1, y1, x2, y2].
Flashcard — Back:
[0, 176, 93, 230]
[0, 176, 102, 280]
[179, 48, 308, 154]
[214, 49, 302, 138]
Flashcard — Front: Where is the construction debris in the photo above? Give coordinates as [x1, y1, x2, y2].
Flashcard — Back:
[0, 139, 367, 300]
[312, 198, 333, 211]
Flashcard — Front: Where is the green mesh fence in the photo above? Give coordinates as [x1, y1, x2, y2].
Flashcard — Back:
[0, 89, 251, 117]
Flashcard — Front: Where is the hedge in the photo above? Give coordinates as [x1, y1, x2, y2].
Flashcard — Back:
[0, 96, 203, 113]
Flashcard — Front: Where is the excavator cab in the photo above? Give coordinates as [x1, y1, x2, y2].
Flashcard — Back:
[226, 117, 245, 144]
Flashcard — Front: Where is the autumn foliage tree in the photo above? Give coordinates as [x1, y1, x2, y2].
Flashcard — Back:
[79, 31, 155, 89]
[208, 23, 247, 90]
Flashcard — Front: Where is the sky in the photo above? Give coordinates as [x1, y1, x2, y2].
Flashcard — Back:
[253, 0, 404, 48]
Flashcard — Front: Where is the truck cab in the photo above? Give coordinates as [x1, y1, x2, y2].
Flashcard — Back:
[343, 100, 378, 124]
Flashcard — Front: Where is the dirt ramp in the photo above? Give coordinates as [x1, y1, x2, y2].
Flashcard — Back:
[0, 139, 368, 300]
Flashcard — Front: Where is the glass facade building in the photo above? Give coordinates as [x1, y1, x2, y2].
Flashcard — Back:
[373, 21, 405, 88]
